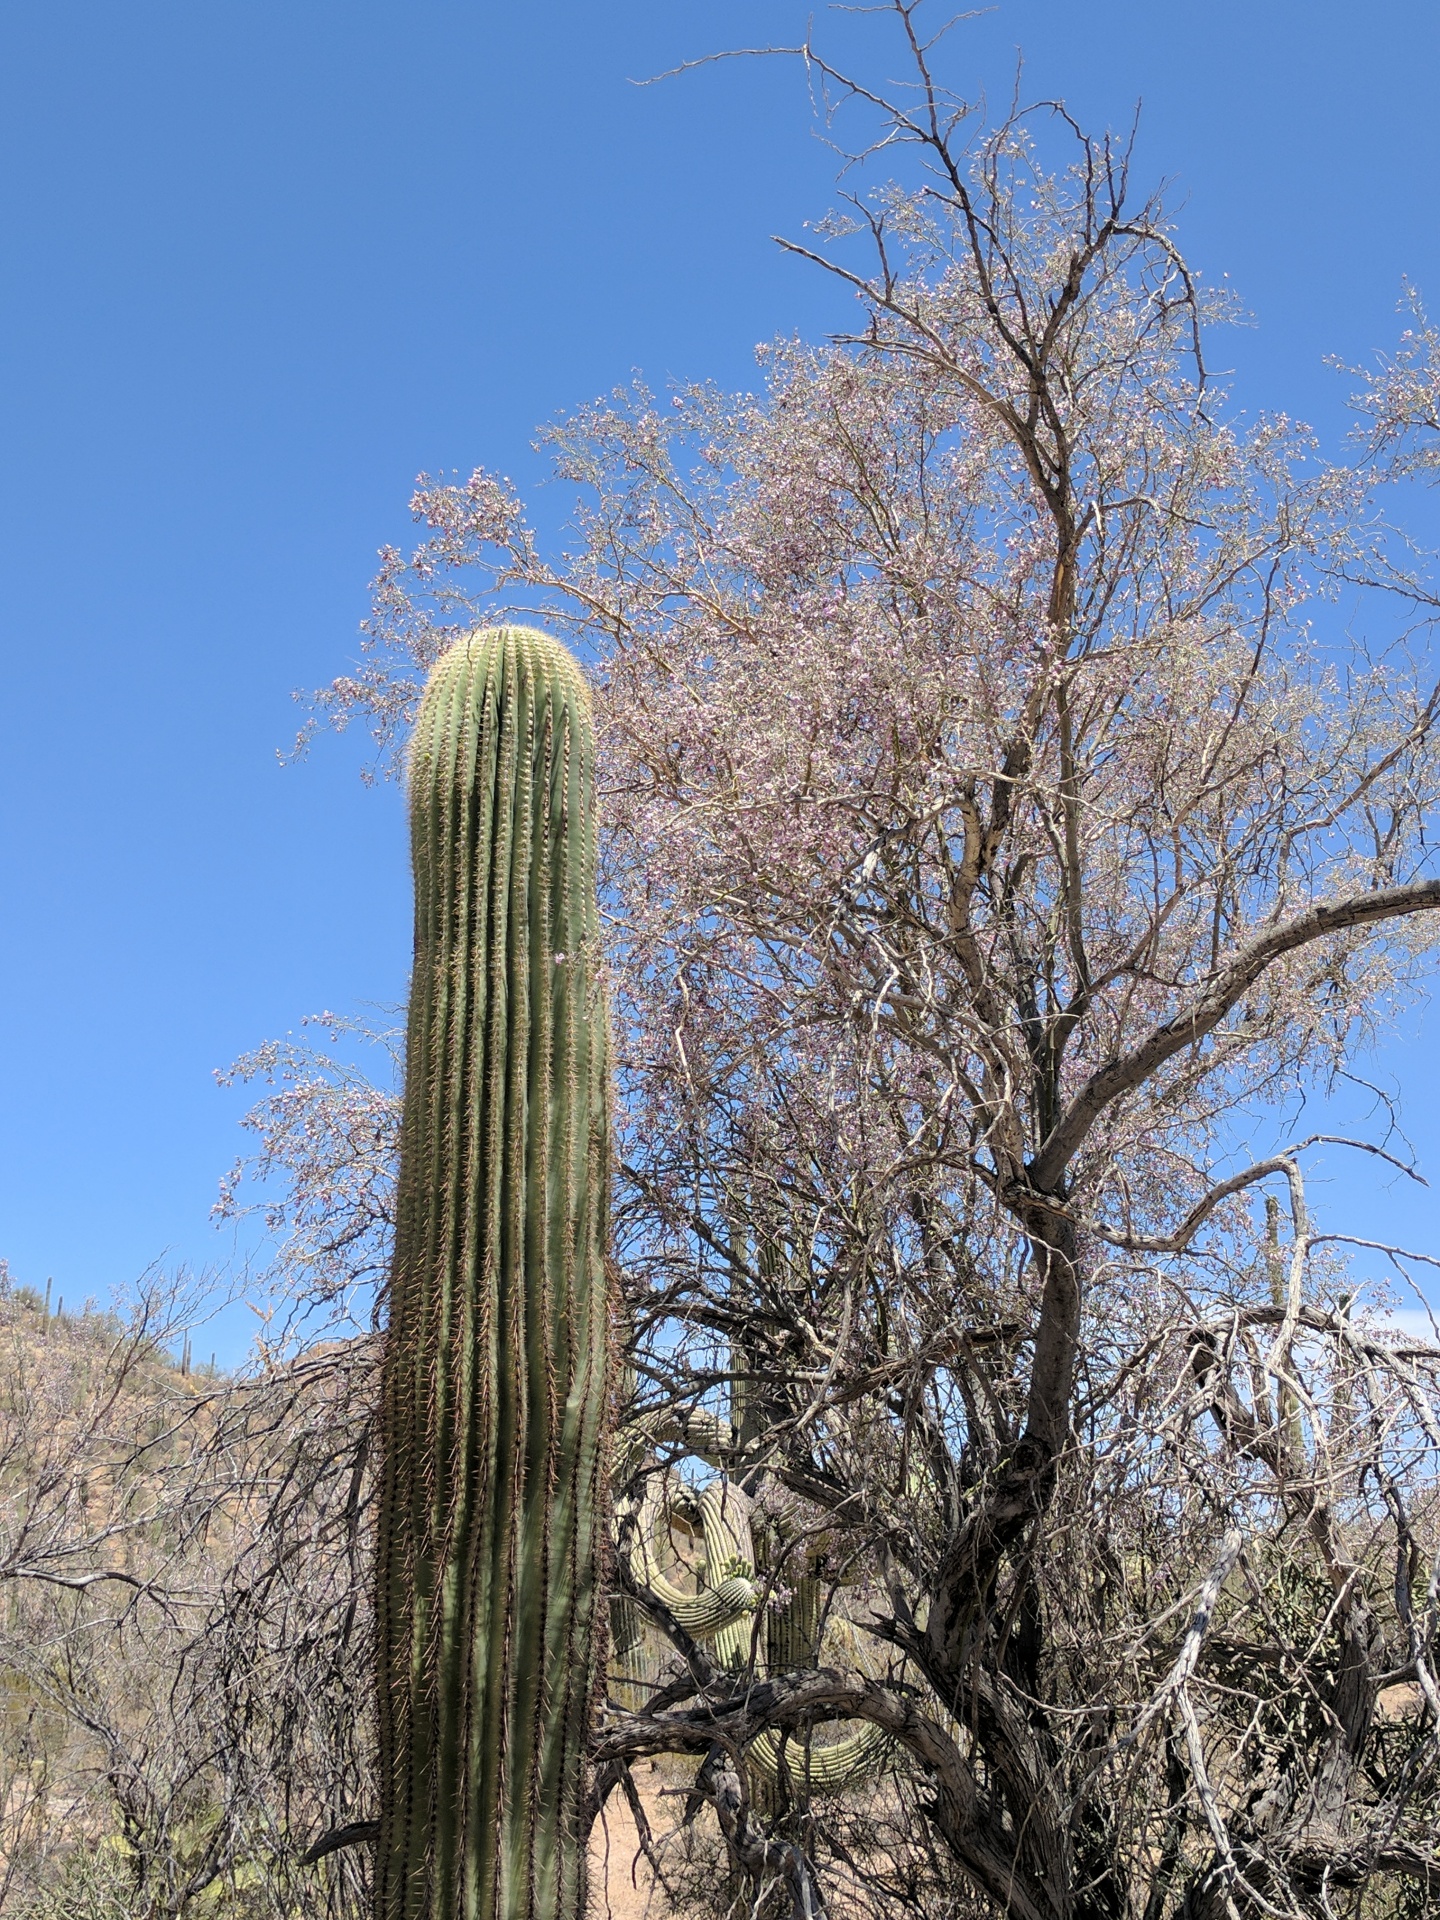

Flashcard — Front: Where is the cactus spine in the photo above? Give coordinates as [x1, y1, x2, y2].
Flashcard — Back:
[374, 627, 610, 1920]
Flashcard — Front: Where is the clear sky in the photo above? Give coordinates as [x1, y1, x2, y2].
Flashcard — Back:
[3, 1, 1439, 1358]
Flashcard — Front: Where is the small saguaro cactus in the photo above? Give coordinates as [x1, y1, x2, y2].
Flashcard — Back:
[374, 627, 611, 1920]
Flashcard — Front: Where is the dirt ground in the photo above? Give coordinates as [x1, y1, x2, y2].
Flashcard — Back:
[588, 1760, 674, 1920]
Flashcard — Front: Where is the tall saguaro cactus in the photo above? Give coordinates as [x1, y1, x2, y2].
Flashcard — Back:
[375, 627, 610, 1920]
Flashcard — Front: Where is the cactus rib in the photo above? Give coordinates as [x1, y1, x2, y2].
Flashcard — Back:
[748, 1723, 893, 1788]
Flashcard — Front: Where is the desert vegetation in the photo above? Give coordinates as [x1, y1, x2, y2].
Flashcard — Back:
[11, 6, 1440, 1917]
[0, 1274, 376, 1918]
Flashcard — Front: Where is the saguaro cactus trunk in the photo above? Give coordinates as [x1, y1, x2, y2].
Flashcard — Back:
[375, 627, 610, 1920]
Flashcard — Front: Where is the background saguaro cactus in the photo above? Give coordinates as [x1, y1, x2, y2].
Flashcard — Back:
[374, 626, 610, 1920]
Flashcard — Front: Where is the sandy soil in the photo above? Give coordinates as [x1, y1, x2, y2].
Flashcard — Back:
[588, 1761, 672, 1920]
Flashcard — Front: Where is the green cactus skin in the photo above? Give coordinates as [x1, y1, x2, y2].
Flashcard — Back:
[664, 1573, 761, 1638]
[634, 1480, 760, 1638]
[749, 1722, 892, 1789]
[698, 1483, 762, 1670]
[750, 1569, 891, 1791]
[374, 627, 611, 1920]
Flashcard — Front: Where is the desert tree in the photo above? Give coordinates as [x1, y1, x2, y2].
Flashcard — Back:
[294, 7, 1440, 1915]
[0, 1264, 380, 1920]
[213, 1011, 402, 1344]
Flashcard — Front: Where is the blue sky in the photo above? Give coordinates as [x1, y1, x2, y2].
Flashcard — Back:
[2, 1, 1439, 1358]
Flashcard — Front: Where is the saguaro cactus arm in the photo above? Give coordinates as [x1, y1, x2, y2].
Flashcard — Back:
[374, 626, 610, 1920]
[748, 1723, 892, 1789]
[631, 1478, 760, 1639]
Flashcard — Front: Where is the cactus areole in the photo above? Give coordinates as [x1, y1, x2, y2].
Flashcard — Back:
[375, 628, 611, 1920]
